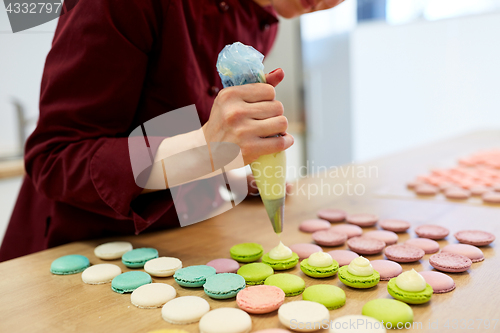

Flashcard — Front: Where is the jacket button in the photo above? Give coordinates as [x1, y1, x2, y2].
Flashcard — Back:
[219, 1, 229, 12]
[208, 86, 220, 96]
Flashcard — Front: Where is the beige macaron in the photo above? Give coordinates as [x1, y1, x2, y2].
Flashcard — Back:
[94, 241, 133, 260]
[82, 264, 122, 284]
[131, 283, 176, 309]
[144, 257, 182, 277]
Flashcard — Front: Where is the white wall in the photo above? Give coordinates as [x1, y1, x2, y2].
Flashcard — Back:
[351, 12, 500, 161]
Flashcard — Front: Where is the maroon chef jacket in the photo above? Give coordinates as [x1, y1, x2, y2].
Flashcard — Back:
[0, 0, 278, 261]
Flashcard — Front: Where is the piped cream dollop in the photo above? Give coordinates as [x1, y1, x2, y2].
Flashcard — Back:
[269, 241, 293, 260]
[395, 269, 426, 292]
[308, 252, 333, 267]
[347, 256, 374, 276]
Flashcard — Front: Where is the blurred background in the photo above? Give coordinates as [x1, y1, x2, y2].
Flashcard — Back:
[1, 0, 500, 239]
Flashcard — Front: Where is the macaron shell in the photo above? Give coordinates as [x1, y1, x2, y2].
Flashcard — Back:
[327, 250, 359, 267]
[262, 252, 299, 270]
[454, 230, 495, 246]
[418, 271, 456, 293]
[122, 248, 159, 268]
[300, 259, 339, 278]
[50, 255, 90, 275]
[302, 284, 346, 310]
[379, 219, 411, 233]
[299, 219, 331, 233]
[330, 224, 363, 238]
[230, 243, 264, 263]
[264, 274, 306, 297]
[237, 263, 274, 285]
[131, 283, 176, 308]
[442, 244, 484, 262]
[94, 241, 133, 260]
[312, 230, 347, 246]
[199, 308, 252, 333]
[111, 271, 152, 293]
[429, 252, 472, 273]
[253, 330, 291, 333]
[236, 285, 285, 314]
[444, 187, 471, 199]
[404, 238, 440, 254]
[317, 209, 346, 222]
[384, 244, 425, 263]
[387, 278, 433, 304]
[362, 299, 413, 328]
[347, 237, 386, 255]
[415, 184, 438, 195]
[174, 265, 217, 287]
[364, 230, 399, 246]
[483, 191, 500, 204]
[81, 264, 122, 284]
[415, 225, 450, 240]
[278, 301, 330, 333]
[346, 213, 378, 227]
[144, 257, 182, 277]
[370, 260, 402, 281]
[289, 243, 323, 259]
[203, 273, 246, 299]
[338, 266, 380, 289]
[206, 258, 240, 274]
[161, 296, 210, 325]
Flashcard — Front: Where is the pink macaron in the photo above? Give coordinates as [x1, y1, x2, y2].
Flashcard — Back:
[346, 214, 378, 227]
[415, 224, 450, 240]
[379, 219, 411, 233]
[330, 224, 363, 239]
[299, 219, 331, 233]
[236, 285, 285, 314]
[327, 250, 359, 267]
[454, 230, 495, 246]
[317, 209, 346, 222]
[370, 260, 403, 281]
[347, 237, 385, 255]
[419, 271, 456, 293]
[206, 258, 240, 274]
[469, 185, 490, 196]
[289, 243, 323, 259]
[442, 244, 484, 263]
[482, 191, 500, 204]
[444, 187, 471, 200]
[312, 230, 347, 247]
[404, 238, 440, 254]
[364, 230, 398, 246]
[384, 244, 425, 263]
[415, 184, 439, 195]
[429, 252, 472, 273]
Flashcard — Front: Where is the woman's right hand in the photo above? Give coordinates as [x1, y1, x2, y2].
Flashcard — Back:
[202, 68, 294, 165]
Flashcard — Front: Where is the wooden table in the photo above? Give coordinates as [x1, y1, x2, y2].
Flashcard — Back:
[1, 131, 500, 333]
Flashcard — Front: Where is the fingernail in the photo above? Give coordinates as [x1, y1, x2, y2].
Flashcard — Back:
[269, 68, 280, 74]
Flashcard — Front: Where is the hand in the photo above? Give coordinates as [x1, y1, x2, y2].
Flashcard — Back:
[202, 68, 294, 165]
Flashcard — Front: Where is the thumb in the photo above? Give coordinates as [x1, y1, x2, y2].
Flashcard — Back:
[265, 68, 285, 87]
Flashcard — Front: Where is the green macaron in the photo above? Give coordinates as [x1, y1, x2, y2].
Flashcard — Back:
[121, 248, 158, 268]
[203, 273, 246, 299]
[174, 265, 216, 287]
[111, 271, 152, 293]
[387, 278, 433, 304]
[338, 265, 380, 289]
[50, 255, 90, 275]
[230, 243, 264, 263]
[264, 273, 306, 297]
[302, 285, 346, 310]
[237, 263, 274, 285]
[300, 258, 339, 278]
[362, 299, 413, 329]
[262, 252, 299, 270]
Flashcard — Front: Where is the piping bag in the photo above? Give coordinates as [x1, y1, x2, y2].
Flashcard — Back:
[216, 42, 286, 235]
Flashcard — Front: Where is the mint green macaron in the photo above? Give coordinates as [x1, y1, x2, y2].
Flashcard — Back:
[111, 271, 152, 293]
[121, 248, 158, 268]
[50, 255, 90, 275]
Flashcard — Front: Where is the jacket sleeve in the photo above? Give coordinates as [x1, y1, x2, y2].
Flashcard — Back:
[25, 0, 173, 233]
